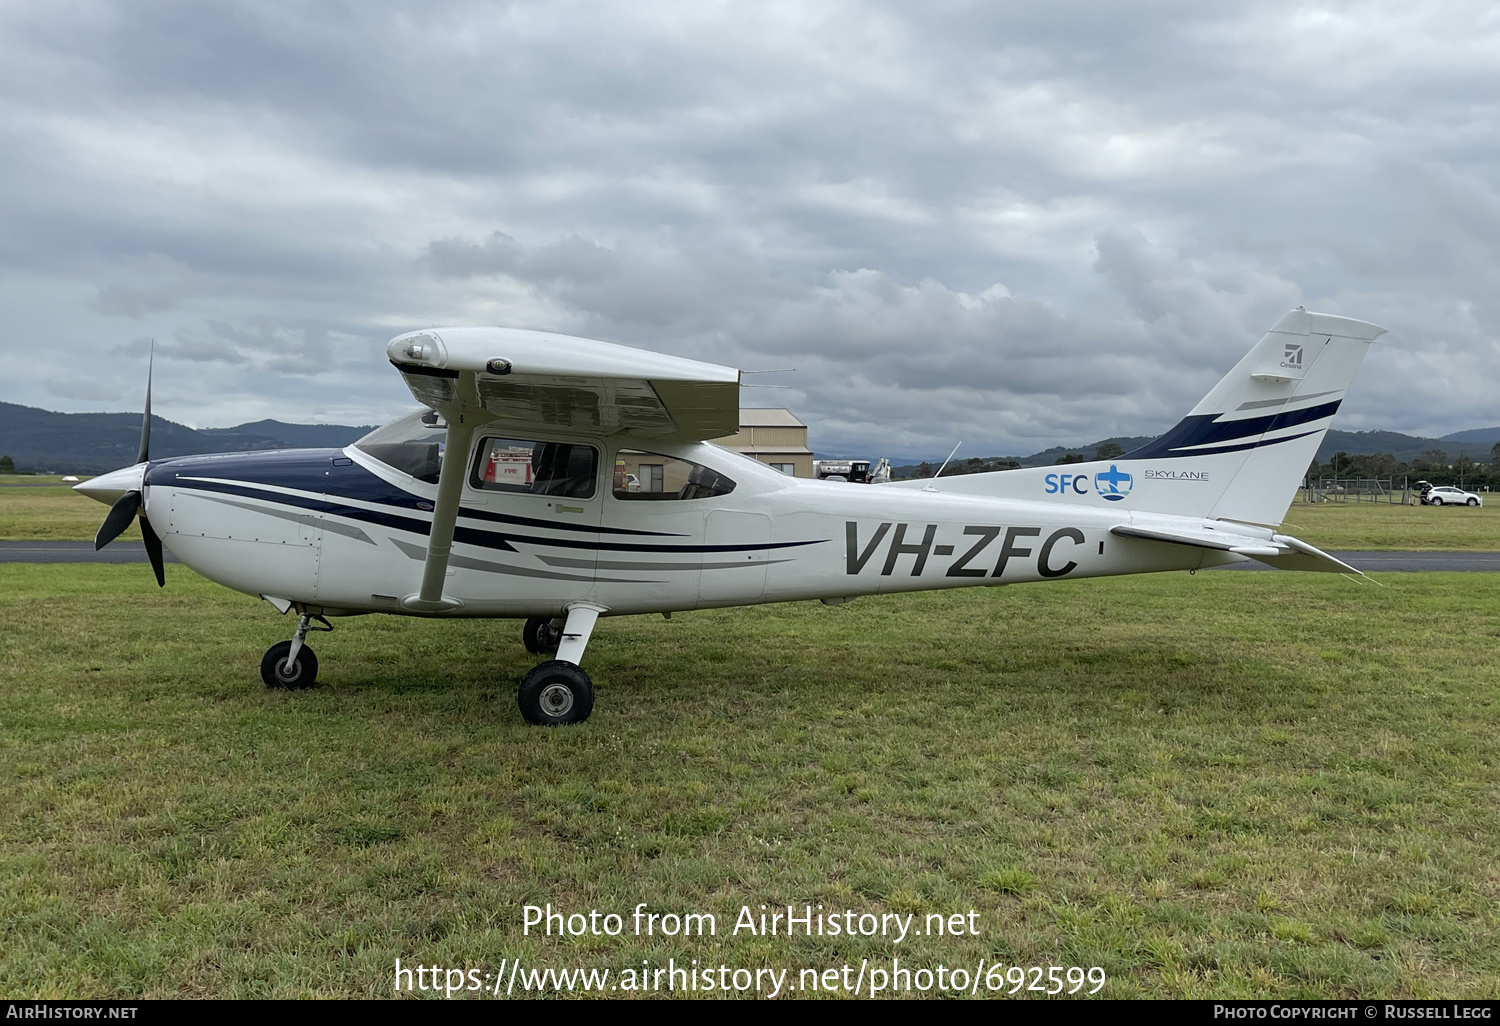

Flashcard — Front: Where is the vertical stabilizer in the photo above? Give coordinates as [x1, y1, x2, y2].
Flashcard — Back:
[889, 308, 1386, 527]
[1128, 308, 1386, 524]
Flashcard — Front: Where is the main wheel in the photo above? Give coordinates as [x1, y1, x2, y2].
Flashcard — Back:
[517, 660, 594, 725]
[1468, 497, 1479, 506]
[261, 641, 319, 690]
[522, 616, 562, 655]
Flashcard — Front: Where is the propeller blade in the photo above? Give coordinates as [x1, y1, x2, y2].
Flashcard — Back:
[135, 345, 153, 465]
[95, 490, 142, 550]
[140, 515, 166, 588]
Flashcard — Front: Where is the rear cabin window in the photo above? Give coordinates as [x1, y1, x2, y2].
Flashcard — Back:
[613, 450, 736, 500]
[470, 437, 599, 499]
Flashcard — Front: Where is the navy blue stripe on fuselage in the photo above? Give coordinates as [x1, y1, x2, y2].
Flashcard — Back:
[456, 503, 686, 538]
[168, 476, 518, 552]
[147, 449, 687, 537]
[1123, 400, 1341, 460]
[160, 474, 823, 555]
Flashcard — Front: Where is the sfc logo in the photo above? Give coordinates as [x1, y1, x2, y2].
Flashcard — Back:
[1095, 464, 1133, 502]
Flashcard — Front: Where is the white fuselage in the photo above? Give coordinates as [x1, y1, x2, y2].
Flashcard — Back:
[140, 435, 1241, 620]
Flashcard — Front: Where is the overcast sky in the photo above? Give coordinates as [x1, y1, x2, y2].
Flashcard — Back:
[1, 1, 1495, 460]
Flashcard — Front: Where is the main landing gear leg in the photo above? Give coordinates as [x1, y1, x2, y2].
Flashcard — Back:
[517, 603, 605, 726]
[261, 611, 331, 690]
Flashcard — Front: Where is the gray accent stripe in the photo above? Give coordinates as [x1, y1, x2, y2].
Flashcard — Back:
[390, 538, 659, 583]
[196, 493, 376, 545]
[1236, 389, 1341, 412]
[540, 555, 795, 571]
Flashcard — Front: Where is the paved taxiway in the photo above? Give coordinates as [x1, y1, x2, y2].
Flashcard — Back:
[1, 541, 180, 564]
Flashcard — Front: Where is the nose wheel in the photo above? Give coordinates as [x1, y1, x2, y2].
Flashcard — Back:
[261, 640, 319, 689]
[261, 612, 331, 690]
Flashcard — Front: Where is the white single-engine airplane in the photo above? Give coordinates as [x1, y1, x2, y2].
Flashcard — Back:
[78, 307, 1384, 725]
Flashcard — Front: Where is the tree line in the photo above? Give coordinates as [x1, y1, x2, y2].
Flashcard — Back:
[1308, 442, 1500, 491]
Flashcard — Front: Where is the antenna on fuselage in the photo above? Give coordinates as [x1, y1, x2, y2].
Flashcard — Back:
[923, 440, 962, 492]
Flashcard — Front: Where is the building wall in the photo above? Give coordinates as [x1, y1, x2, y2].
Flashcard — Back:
[716, 425, 809, 449]
[714, 413, 814, 478]
[751, 426, 809, 448]
[749, 453, 815, 478]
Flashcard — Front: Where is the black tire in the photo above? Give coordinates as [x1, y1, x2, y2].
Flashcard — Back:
[261, 641, 319, 690]
[1431, 497, 1443, 506]
[1468, 498, 1479, 507]
[522, 616, 562, 655]
[518, 660, 594, 725]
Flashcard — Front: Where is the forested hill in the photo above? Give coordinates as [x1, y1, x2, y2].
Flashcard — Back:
[0, 401, 374, 473]
[6, 397, 1498, 477]
[888, 429, 1500, 480]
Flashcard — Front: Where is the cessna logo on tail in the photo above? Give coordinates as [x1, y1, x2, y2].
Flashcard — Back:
[1281, 343, 1303, 369]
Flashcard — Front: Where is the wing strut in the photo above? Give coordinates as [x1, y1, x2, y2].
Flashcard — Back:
[402, 370, 492, 612]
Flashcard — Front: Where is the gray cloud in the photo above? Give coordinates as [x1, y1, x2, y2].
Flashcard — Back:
[44, 378, 125, 402]
[0, 0, 1494, 458]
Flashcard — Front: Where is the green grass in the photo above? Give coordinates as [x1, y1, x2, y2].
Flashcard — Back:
[0, 485, 141, 542]
[3, 565, 1498, 998]
[1283, 501, 1500, 552]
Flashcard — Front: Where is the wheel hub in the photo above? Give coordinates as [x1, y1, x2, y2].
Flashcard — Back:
[539, 682, 574, 716]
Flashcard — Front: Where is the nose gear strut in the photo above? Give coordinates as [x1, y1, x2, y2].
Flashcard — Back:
[261, 611, 333, 690]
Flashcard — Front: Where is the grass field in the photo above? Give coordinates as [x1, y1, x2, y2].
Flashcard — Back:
[1282, 501, 1500, 552]
[3, 564, 1498, 998]
[5, 481, 1498, 552]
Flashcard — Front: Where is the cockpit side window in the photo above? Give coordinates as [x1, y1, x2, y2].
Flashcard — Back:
[353, 409, 447, 483]
[613, 449, 735, 500]
[470, 437, 599, 499]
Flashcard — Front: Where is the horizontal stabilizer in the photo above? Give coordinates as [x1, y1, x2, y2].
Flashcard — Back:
[1109, 524, 1362, 574]
[1261, 534, 1364, 575]
[1110, 523, 1278, 556]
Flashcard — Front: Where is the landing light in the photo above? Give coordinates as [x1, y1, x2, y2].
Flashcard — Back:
[391, 332, 443, 365]
[486, 358, 512, 375]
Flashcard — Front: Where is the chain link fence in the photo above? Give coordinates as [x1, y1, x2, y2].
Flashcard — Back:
[1300, 477, 1411, 504]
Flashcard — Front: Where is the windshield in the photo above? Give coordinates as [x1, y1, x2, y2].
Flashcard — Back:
[354, 409, 447, 483]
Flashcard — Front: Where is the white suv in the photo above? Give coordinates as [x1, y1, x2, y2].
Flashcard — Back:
[1425, 486, 1483, 507]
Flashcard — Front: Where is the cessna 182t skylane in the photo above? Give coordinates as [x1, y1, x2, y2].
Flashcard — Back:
[78, 307, 1384, 725]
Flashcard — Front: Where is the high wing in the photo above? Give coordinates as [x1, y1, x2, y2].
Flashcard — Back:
[384, 326, 741, 613]
[387, 327, 740, 441]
